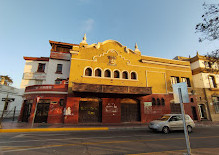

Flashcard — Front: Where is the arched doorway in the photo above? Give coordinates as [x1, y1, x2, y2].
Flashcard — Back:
[120, 98, 141, 122]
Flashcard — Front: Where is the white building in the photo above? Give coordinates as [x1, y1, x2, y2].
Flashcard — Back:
[0, 84, 23, 119]
[20, 40, 75, 92]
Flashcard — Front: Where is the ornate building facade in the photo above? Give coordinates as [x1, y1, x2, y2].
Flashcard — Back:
[19, 36, 200, 124]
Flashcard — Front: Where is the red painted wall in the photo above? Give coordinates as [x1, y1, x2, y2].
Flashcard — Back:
[140, 94, 200, 123]
[20, 94, 67, 124]
[102, 98, 121, 123]
[64, 97, 80, 124]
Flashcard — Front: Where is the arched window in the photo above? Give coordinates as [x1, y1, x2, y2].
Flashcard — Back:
[161, 98, 165, 106]
[152, 98, 156, 106]
[95, 68, 102, 77]
[122, 71, 128, 79]
[209, 75, 217, 88]
[157, 98, 161, 105]
[131, 72, 137, 80]
[114, 70, 120, 78]
[104, 69, 111, 78]
[85, 67, 92, 76]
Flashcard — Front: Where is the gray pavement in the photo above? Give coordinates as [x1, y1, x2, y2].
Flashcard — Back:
[0, 125, 219, 155]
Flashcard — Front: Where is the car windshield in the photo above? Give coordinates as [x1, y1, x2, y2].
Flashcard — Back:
[158, 115, 170, 121]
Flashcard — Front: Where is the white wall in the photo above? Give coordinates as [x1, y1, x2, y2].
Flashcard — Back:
[20, 58, 70, 92]
[190, 60, 206, 70]
[0, 84, 23, 118]
[20, 60, 49, 91]
[192, 73, 205, 88]
[193, 73, 219, 88]
[45, 59, 70, 84]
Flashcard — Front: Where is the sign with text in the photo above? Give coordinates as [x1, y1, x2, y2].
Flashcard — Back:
[144, 102, 152, 114]
[173, 82, 189, 103]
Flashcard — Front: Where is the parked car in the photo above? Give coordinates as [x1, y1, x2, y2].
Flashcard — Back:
[148, 114, 195, 134]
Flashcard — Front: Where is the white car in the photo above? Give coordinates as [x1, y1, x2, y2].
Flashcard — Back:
[148, 114, 195, 134]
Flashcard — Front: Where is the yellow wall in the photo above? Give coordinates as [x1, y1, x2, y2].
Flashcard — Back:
[68, 40, 193, 94]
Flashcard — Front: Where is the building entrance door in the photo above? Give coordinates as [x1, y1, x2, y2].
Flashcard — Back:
[121, 99, 141, 122]
[34, 99, 50, 123]
[22, 100, 33, 122]
[79, 98, 102, 123]
[191, 106, 198, 120]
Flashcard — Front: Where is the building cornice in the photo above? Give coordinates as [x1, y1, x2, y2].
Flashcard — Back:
[23, 57, 49, 61]
[192, 67, 219, 75]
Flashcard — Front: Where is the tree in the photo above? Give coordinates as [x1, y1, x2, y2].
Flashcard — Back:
[196, 3, 219, 70]
[196, 3, 219, 42]
[0, 75, 13, 86]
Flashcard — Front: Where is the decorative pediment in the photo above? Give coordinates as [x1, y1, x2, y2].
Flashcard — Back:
[85, 40, 141, 55]
[93, 49, 131, 65]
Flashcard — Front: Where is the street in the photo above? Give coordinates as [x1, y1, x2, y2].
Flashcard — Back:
[0, 126, 219, 155]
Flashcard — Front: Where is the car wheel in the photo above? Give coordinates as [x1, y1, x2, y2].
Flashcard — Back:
[162, 126, 169, 134]
[187, 125, 192, 133]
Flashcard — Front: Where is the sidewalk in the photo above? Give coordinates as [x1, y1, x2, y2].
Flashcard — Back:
[1, 120, 219, 133]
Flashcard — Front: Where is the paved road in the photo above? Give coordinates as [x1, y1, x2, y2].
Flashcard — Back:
[0, 126, 219, 155]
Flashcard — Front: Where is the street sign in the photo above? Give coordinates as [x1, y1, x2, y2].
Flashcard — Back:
[1, 98, 15, 102]
[172, 82, 189, 103]
[173, 82, 191, 155]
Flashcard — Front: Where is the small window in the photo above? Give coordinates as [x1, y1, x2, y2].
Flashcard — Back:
[131, 72, 137, 80]
[55, 78, 62, 84]
[122, 71, 128, 79]
[212, 96, 219, 113]
[37, 63, 45, 72]
[95, 69, 102, 77]
[181, 77, 191, 87]
[190, 98, 194, 103]
[161, 98, 165, 106]
[209, 76, 217, 88]
[152, 98, 156, 106]
[59, 99, 64, 106]
[56, 64, 63, 73]
[104, 70, 111, 78]
[208, 62, 212, 68]
[114, 70, 120, 78]
[157, 98, 161, 105]
[85, 68, 92, 76]
[171, 76, 180, 85]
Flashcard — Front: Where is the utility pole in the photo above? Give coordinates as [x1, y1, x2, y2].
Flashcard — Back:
[179, 88, 191, 155]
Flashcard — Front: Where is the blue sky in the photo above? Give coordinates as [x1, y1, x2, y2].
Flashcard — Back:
[0, 0, 219, 88]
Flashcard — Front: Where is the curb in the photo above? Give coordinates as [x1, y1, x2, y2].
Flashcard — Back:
[0, 127, 109, 133]
[109, 126, 147, 131]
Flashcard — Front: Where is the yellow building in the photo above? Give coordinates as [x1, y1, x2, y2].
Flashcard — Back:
[64, 35, 199, 124]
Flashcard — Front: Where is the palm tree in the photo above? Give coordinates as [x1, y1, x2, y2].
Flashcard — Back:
[0, 75, 13, 86]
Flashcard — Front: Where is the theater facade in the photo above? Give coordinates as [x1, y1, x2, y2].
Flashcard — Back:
[19, 36, 200, 124]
